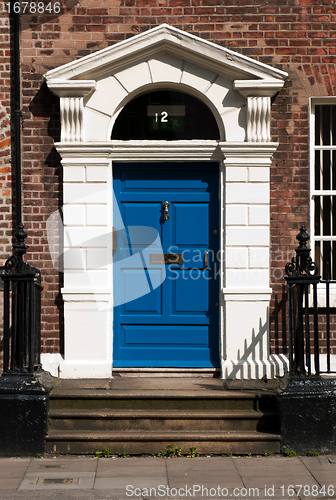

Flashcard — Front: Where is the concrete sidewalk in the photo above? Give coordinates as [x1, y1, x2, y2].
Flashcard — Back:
[0, 455, 335, 500]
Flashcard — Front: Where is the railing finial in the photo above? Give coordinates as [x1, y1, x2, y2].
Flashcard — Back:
[285, 225, 319, 277]
[296, 224, 309, 248]
[5, 223, 28, 273]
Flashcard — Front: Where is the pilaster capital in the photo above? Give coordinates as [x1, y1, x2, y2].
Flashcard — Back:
[46, 79, 96, 98]
[234, 80, 285, 143]
[234, 79, 284, 98]
[46, 80, 97, 143]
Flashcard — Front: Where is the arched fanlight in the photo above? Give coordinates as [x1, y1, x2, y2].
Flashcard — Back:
[112, 90, 220, 141]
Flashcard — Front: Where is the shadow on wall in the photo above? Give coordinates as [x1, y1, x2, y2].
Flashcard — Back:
[27, 82, 64, 357]
[225, 310, 289, 379]
[270, 285, 288, 355]
[19, 1, 81, 30]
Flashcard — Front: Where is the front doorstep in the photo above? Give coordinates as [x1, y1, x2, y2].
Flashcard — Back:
[46, 377, 280, 455]
[0, 374, 51, 457]
[277, 376, 336, 455]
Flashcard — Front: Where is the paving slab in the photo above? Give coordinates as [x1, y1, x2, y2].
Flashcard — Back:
[234, 457, 311, 477]
[94, 476, 168, 490]
[1, 454, 336, 499]
[167, 471, 243, 483]
[300, 456, 336, 470]
[304, 472, 336, 485]
[19, 474, 95, 490]
[165, 457, 232, 470]
[242, 475, 320, 488]
[0, 459, 31, 478]
[0, 478, 25, 490]
[97, 457, 162, 466]
[24, 471, 95, 478]
[0, 492, 127, 500]
[96, 465, 166, 477]
[27, 457, 98, 473]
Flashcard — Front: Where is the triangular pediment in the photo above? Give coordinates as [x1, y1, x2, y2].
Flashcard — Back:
[44, 24, 287, 83]
[44, 25, 287, 143]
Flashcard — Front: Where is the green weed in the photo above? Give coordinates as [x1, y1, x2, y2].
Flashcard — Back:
[94, 447, 113, 458]
[307, 450, 320, 457]
[284, 448, 297, 457]
[185, 446, 200, 458]
[157, 444, 182, 458]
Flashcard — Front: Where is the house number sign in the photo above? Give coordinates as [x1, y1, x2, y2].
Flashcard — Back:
[147, 105, 185, 132]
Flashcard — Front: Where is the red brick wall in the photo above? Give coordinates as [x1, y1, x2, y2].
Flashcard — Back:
[2, 0, 336, 368]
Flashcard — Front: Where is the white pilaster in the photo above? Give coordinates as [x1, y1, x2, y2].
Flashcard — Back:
[220, 143, 286, 379]
[57, 149, 113, 378]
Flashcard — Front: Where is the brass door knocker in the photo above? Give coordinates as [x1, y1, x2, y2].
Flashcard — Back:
[163, 201, 169, 221]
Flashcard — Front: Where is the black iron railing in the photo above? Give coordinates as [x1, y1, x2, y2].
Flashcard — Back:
[285, 225, 336, 376]
[1, 224, 42, 375]
[319, 266, 336, 374]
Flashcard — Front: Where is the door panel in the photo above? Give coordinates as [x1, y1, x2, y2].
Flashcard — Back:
[122, 269, 162, 314]
[113, 162, 220, 367]
[173, 273, 209, 313]
[174, 204, 209, 246]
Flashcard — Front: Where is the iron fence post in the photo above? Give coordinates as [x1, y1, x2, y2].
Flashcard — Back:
[277, 225, 336, 455]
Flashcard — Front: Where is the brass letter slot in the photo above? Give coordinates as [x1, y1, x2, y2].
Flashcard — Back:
[150, 253, 183, 265]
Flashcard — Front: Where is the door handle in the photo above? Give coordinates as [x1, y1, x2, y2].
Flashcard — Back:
[163, 201, 169, 221]
[204, 251, 212, 270]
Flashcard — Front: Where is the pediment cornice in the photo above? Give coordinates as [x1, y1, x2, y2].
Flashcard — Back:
[44, 24, 287, 84]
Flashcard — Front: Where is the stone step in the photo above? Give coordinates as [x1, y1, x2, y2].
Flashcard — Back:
[46, 430, 281, 455]
[49, 390, 277, 412]
[48, 409, 278, 433]
[47, 379, 280, 455]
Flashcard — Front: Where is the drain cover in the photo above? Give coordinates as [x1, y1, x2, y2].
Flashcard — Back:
[42, 465, 66, 469]
[38, 478, 74, 484]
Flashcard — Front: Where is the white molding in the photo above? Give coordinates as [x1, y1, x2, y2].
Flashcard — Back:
[55, 141, 278, 162]
[47, 80, 96, 97]
[220, 142, 278, 164]
[55, 140, 221, 161]
[222, 288, 273, 301]
[61, 289, 112, 302]
[234, 79, 284, 97]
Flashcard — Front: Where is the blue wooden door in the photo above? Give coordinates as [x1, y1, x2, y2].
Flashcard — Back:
[113, 163, 220, 367]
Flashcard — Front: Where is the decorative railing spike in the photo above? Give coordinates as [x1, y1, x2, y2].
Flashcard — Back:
[285, 225, 319, 278]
